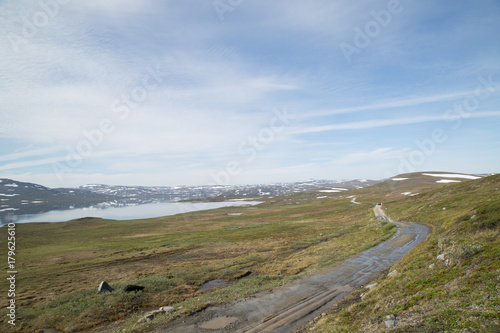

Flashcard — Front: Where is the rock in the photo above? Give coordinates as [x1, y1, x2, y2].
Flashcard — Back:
[137, 306, 176, 324]
[384, 315, 399, 328]
[384, 319, 398, 328]
[388, 270, 398, 277]
[98, 281, 114, 293]
[429, 263, 435, 269]
[160, 306, 176, 314]
[436, 253, 446, 261]
[124, 284, 145, 292]
[365, 283, 378, 290]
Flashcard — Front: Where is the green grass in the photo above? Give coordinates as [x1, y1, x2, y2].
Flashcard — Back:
[306, 175, 500, 332]
[0, 194, 397, 332]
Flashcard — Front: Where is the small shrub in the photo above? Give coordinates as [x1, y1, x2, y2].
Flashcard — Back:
[449, 241, 483, 262]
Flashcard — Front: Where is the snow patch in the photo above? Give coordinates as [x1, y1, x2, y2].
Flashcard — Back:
[0, 208, 18, 212]
[4, 183, 18, 187]
[317, 196, 328, 199]
[436, 179, 461, 183]
[319, 190, 341, 193]
[0, 194, 19, 197]
[401, 192, 412, 196]
[423, 173, 480, 180]
[392, 178, 409, 181]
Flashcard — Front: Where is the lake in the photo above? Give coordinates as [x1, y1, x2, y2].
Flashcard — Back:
[8, 200, 262, 223]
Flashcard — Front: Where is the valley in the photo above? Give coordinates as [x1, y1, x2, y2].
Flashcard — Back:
[0, 172, 498, 332]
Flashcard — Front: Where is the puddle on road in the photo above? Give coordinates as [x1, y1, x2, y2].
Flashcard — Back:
[199, 271, 256, 291]
[199, 279, 230, 291]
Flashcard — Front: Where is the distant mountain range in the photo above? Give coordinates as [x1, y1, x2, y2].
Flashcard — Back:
[77, 179, 379, 201]
[0, 178, 379, 223]
[2, 172, 491, 223]
[0, 178, 114, 222]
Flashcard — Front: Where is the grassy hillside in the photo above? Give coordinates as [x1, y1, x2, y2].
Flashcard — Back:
[306, 174, 500, 332]
[0, 193, 396, 332]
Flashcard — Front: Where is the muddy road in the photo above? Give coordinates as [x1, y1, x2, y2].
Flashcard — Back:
[157, 205, 431, 332]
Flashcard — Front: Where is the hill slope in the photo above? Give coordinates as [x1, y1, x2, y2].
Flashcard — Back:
[0, 179, 113, 223]
[306, 174, 500, 332]
[374, 171, 484, 189]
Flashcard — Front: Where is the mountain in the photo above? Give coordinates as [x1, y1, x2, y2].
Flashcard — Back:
[0, 178, 381, 223]
[0, 179, 113, 223]
[372, 171, 485, 189]
[2, 173, 485, 223]
[77, 179, 381, 201]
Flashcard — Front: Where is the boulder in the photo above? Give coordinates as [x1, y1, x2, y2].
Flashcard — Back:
[137, 306, 176, 324]
[98, 281, 114, 293]
[365, 282, 378, 290]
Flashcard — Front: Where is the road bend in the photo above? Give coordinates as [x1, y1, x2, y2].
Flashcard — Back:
[158, 205, 431, 333]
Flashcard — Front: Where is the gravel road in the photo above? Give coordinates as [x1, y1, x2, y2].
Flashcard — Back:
[158, 205, 431, 332]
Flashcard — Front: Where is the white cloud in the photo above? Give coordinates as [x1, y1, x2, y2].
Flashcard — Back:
[1, 1, 499, 187]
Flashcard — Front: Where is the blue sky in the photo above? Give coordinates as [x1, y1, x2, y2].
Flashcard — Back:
[1, 0, 499, 187]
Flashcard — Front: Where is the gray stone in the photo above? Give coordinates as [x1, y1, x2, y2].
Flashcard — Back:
[429, 263, 435, 269]
[387, 270, 398, 277]
[137, 306, 176, 324]
[365, 282, 378, 290]
[160, 306, 176, 314]
[384, 314, 399, 328]
[98, 281, 114, 293]
[384, 319, 397, 328]
[436, 253, 446, 261]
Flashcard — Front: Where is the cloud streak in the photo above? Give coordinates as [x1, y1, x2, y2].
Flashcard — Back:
[294, 111, 500, 134]
[1, 0, 499, 186]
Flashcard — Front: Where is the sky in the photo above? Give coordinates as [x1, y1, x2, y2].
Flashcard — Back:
[0, 0, 499, 187]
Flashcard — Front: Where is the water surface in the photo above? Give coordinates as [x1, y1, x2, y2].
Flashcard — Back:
[9, 201, 262, 223]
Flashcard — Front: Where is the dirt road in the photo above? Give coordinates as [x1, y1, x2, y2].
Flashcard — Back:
[157, 205, 430, 332]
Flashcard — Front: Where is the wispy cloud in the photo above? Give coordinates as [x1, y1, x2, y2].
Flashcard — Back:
[299, 90, 488, 119]
[0, 146, 62, 162]
[1, 0, 499, 186]
[294, 111, 500, 134]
